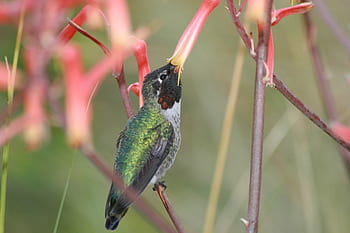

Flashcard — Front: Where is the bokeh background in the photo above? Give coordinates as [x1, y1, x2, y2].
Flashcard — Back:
[1, 0, 350, 233]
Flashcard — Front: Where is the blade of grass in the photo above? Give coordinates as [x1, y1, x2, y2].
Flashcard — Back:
[53, 151, 76, 233]
[0, 7, 25, 233]
[0, 143, 10, 233]
[202, 30, 247, 233]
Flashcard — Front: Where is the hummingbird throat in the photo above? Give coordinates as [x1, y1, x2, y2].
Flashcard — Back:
[151, 64, 182, 110]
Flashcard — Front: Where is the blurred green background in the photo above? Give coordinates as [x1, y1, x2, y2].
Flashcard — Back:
[1, 0, 350, 233]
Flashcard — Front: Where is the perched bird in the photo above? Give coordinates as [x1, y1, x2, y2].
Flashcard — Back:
[105, 63, 182, 230]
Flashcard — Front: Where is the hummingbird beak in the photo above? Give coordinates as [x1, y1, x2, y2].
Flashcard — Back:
[167, 0, 220, 85]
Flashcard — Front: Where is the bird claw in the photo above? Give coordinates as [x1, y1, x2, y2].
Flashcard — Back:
[152, 181, 167, 191]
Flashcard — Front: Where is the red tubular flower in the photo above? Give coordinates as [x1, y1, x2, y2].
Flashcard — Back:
[128, 82, 140, 97]
[0, 0, 33, 23]
[58, 1, 149, 113]
[107, 0, 132, 74]
[132, 38, 150, 107]
[271, 2, 314, 26]
[23, 82, 47, 149]
[262, 2, 314, 85]
[22, 48, 48, 149]
[264, 29, 274, 86]
[60, 44, 114, 147]
[57, 0, 95, 10]
[60, 44, 90, 147]
[169, 0, 220, 75]
[58, 5, 92, 44]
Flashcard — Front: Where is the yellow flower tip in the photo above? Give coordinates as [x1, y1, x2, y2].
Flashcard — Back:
[176, 70, 182, 86]
[168, 42, 189, 70]
[167, 57, 183, 85]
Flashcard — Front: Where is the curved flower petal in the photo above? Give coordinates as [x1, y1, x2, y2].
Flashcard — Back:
[272, 2, 314, 26]
[127, 82, 140, 97]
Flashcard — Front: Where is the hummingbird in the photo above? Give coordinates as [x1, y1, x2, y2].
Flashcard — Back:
[105, 63, 182, 230]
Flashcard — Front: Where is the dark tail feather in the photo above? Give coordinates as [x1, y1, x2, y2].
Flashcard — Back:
[105, 215, 121, 230]
[105, 207, 129, 230]
[105, 184, 131, 230]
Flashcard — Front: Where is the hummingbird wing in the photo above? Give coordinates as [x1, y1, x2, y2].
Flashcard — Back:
[130, 125, 174, 192]
[106, 114, 174, 215]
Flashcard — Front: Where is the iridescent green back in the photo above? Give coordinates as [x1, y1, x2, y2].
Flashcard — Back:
[115, 104, 171, 186]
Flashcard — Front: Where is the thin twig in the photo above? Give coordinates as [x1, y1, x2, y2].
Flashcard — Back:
[227, 0, 256, 58]
[303, 12, 336, 120]
[303, 10, 350, 175]
[312, 0, 350, 57]
[246, 1, 274, 233]
[67, 19, 111, 56]
[273, 75, 350, 153]
[79, 144, 176, 233]
[115, 67, 134, 118]
[156, 185, 185, 233]
[226, 0, 350, 154]
[66, 21, 135, 119]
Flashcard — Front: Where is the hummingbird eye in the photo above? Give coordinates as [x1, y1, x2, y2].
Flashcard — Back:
[159, 73, 167, 80]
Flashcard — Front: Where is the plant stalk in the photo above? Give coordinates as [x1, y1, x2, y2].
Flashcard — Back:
[247, 1, 273, 233]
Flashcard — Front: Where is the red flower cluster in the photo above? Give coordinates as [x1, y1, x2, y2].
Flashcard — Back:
[0, 0, 220, 149]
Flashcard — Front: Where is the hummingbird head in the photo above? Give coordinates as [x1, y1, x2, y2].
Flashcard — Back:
[142, 63, 182, 110]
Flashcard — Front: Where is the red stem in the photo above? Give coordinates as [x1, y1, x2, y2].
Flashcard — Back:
[303, 13, 336, 120]
[156, 185, 185, 233]
[227, 0, 256, 58]
[67, 19, 111, 56]
[115, 67, 134, 119]
[273, 75, 350, 153]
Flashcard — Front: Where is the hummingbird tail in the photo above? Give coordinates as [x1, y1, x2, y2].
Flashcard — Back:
[105, 207, 129, 230]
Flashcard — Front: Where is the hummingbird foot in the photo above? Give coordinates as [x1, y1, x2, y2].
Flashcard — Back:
[153, 180, 167, 191]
